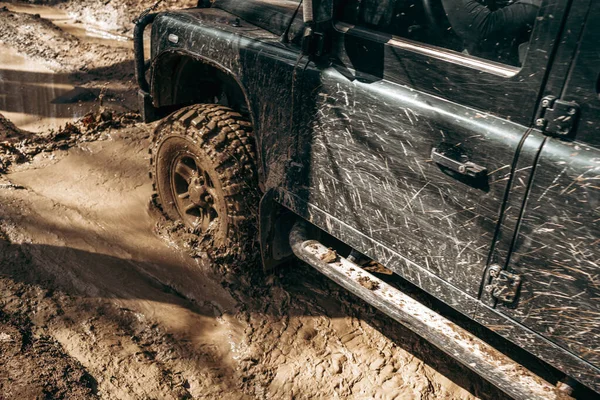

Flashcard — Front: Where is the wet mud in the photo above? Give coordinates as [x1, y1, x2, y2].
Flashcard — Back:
[0, 289, 98, 399]
[0, 2, 137, 132]
[0, 1, 510, 399]
[0, 109, 139, 172]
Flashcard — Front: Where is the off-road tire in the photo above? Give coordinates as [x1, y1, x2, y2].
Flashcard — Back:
[150, 104, 259, 265]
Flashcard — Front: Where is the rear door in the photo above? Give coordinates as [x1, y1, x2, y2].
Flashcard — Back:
[287, 0, 571, 301]
[494, 1, 600, 378]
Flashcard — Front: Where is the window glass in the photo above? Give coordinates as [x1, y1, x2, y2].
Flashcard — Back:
[336, 0, 541, 67]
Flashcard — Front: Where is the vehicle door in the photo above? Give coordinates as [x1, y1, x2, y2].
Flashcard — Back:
[286, 0, 571, 302]
[490, 1, 600, 387]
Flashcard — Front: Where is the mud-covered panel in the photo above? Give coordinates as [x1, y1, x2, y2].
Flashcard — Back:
[213, 0, 305, 42]
[291, 64, 528, 298]
[498, 4, 600, 370]
[276, 188, 600, 394]
[149, 9, 302, 188]
[499, 139, 600, 367]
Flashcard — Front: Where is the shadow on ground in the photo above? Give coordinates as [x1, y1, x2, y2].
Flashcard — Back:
[0, 233, 511, 399]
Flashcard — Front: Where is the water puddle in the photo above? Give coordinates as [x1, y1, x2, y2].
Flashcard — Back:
[0, 2, 138, 132]
[0, 46, 96, 132]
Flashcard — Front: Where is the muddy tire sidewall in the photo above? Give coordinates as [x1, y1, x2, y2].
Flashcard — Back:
[154, 135, 229, 245]
[150, 104, 259, 264]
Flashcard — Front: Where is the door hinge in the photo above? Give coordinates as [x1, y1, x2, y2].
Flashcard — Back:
[484, 265, 522, 305]
[535, 95, 580, 138]
[301, 26, 325, 57]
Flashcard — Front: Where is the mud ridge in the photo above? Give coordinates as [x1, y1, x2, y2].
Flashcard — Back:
[0, 6, 130, 74]
[0, 237, 243, 399]
[0, 109, 140, 172]
[0, 242, 98, 399]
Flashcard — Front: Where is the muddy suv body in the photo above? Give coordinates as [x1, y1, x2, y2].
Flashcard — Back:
[135, 0, 600, 397]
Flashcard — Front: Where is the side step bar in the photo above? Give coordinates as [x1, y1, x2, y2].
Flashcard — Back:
[289, 221, 570, 400]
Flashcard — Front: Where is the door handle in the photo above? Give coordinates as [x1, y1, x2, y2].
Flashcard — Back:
[431, 148, 487, 178]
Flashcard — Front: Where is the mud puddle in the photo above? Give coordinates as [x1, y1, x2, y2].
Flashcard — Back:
[0, 2, 132, 47]
[0, 46, 95, 132]
[0, 2, 138, 132]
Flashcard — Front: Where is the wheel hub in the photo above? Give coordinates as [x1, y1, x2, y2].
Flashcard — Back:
[188, 178, 211, 207]
[170, 155, 218, 231]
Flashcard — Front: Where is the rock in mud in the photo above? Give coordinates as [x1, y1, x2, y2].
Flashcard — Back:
[0, 113, 27, 143]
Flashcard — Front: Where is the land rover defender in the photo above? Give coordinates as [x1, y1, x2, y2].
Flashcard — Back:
[134, 1, 600, 398]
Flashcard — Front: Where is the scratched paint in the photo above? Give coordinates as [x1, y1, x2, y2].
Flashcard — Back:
[296, 63, 526, 300]
[484, 1, 600, 381]
[492, 139, 600, 376]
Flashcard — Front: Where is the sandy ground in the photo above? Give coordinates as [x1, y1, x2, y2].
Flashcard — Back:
[0, 1, 512, 399]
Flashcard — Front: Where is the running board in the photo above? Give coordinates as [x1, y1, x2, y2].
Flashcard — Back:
[289, 221, 570, 400]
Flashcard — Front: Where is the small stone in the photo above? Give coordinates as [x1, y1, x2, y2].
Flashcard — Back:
[0, 332, 13, 342]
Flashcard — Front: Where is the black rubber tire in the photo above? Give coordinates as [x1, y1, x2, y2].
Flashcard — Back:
[149, 104, 259, 263]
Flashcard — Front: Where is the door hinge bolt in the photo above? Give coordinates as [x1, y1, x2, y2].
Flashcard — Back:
[484, 265, 522, 304]
[535, 95, 580, 137]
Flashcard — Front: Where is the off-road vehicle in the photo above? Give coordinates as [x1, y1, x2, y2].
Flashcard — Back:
[134, 1, 600, 398]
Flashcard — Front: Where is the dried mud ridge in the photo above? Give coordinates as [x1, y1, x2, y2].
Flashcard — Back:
[0, 109, 140, 172]
[54, 0, 198, 35]
[0, 5, 131, 75]
[0, 288, 98, 399]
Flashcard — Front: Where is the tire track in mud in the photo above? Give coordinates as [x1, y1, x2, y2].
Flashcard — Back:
[222, 265, 496, 399]
[0, 222, 246, 400]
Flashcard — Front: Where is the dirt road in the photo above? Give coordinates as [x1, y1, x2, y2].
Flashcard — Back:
[0, 1, 507, 399]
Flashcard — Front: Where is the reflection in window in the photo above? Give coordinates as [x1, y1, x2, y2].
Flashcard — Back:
[337, 0, 541, 67]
